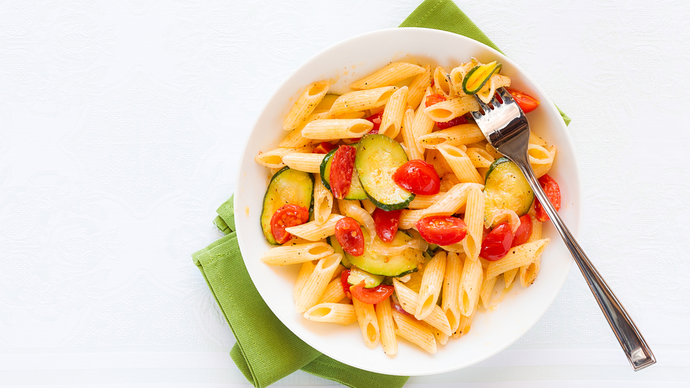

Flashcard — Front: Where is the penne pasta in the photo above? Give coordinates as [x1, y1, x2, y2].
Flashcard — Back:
[328, 86, 397, 117]
[313, 174, 333, 225]
[283, 81, 330, 131]
[393, 279, 452, 336]
[437, 143, 484, 184]
[296, 254, 343, 313]
[439, 172, 461, 192]
[449, 60, 477, 97]
[419, 183, 481, 218]
[462, 185, 485, 261]
[304, 303, 357, 325]
[529, 143, 557, 178]
[486, 239, 550, 280]
[454, 296, 478, 338]
[459, 255, 483, 317]
[301, 119, 373, 140]
[379, 86, 408, 139]
[294, 261, 316, 302]
[412, 87, 436, 153]
[261, 242, 334, 266]
[284, 214, 345, 241]
[376, 298, 398, 355]
[407, 192, 447, 209]
[282, 153, 325, 173]
[432, 66, 453, 98]
[476, 74, 511, 104]
[353, 298, 380, 349]
[350, 62, 426, 90]
[519, 217, 543, 287]
[423, 96, 479, 122]
[418, 124, 485, 149]
[503, 268, 518, 289]
[466, 146, 495, 168]
[255, 147, 313, 169]
[392, 310, 437, 354]
[317, 277, 347, 304]
[415, 251, 447, 320]
[426, 148, 455, 177]
[398, 209, 424, 230]
[407, 64, 431, 109]
[401, 107, 424, 160]
[442, 252, 463, 333]
[480, 272, 497, 309]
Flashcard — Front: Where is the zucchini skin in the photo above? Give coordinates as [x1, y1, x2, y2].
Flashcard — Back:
[483, 157, 534, 227]
[319, 147, 368, 200]
[345, 229, 421, 277]
[462, 61, 502, 95]
[260, 167, 314, 245]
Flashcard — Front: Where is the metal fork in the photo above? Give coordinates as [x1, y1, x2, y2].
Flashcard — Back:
[471, 88, 656, 371]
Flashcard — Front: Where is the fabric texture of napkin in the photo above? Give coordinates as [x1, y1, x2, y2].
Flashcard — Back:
[193, 1, 571, 387]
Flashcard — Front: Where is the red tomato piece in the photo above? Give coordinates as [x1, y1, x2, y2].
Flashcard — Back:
[365, 112, 383, 133]
[350, 281, 394, 304]
[270, 204, 310, 244]
[340, 269, 352, 299]
[415, 216, 467, 246]
[436, 115, 468, 130]
[480, 222, 514, 261]
[506, 88, 540, 113]
[312, 142, 337, 154]
[392, 160, 441, 195]
[329, 145, 356, 199]
[425, 93, 447, 107]
[372, 208, 401, 243]
[512, 214, 533, 247]
[335, 217, 364, 256]
[534, 174, 562, 222]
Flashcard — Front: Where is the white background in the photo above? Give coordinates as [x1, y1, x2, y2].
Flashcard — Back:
[0, 0, 688, 387]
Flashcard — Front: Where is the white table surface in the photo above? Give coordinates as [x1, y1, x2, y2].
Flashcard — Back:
[0, 0, 688, 386]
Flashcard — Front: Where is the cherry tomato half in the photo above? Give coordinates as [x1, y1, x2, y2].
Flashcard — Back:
[330, 145, 356, 199]
[506, 88, 540, 113]
[270, 204, 310, 244]
[335, 217, 364, 256]
[392, 160, 441, 195]
[480, 222, 514, 261]
[415, 216, 467, 246]
[350, 281, 394, 304]
[372, 208, 401, 243]
[365, 112, 383, 133]
[436, 115, 468, 130]
[534, 174, 562, 222]
[512, 214, 533, 247]
[425, 93, 447, 107]
[340, 269, 352, 299]
[312, 142, 337, 154]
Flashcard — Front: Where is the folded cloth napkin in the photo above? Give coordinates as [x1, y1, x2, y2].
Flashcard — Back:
[193, 1, 571, 387]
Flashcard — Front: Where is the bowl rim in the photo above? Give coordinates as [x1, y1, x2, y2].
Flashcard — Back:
[234, 27, 582, 375]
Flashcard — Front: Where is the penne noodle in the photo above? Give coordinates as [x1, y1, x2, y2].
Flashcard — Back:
[426, 148, 455, 177]
[529, 144, 557, 178]
[261, 242, 334, 266]
[379, 86, 408, 139]
[304, 302, 357, 325]
[418, 124, 486, 149]
[442, 251, 463, 334]
[407, 192, 447, 209]
[255, 147, 313, 169]
[313, 174, 333, 225]
[459, 255, 483, 316]
[466, 146, 495, 168]
[449, 60, 477, 97]
[412, 87, 436, 153]
[462, 185, 485, 261]
[503, 268, 518, 289]
[295, 253, 343, 313]
[423, 96, 479, 122]
[398, 209, 423, 230]
[350, 62, 426, 90]
[328, 86, 397, 117]
[353, 298, 380, 349]
[393, 279, 452, 336]
[415, 251, 447, 320]
[407, 64, 431, 109]
[454, 296, 478, 338]
[301, 119, 373, 140]
[282, 153, 325, 173]
[486, 239, 550, 280]
[401, 107, 423, 160]
[284, 214, 345, 241]
[476, 74, 511, 104]
[283, 81, 330, 131]
[437, 143, 484, 184]
[376, 298, 398, 355]
[432, 66, 453, 98]
[519, 217, 543, 287]
[317, 277, 347, 304]
[419, 183, 481, 218]
[439, 172, 461, 192]
[440, 242, 465, 253]
[294, 261, 316, 302]
[480, 272, 497, 309]
[392, 310, 437, 354]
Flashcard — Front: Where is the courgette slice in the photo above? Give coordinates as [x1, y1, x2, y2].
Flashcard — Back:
[260, 167, 314, 245]
[483, 157, 534, 228]
[320, 148, 368, 200]
[347, 267, 384, 288]
[355, 134, 415, 211]
[328, 235, 351, 268]
[345, 229, 421, 277]
[462, 61, 502, 95]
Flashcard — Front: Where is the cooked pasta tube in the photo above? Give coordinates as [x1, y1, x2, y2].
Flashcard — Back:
[328, 86, 397, 117]
[426, 148, 454, 177]
[282, 153, 325, 173]
[393, 279, 452, 336]
[462, 185, 485, 261]
[449, 60, 477, 97]
[261, 242, 334, 266]
[284, 214, 345, 241]
[519, 217, 543, 287]
[423, 96, 479, 122]
[407, 192, 447, 209]
[353, 298, 380, 349]
[398, 209, 424, 230]
[295, 254, 342, 313]
[401, 107, 423, 160]
[376, 298, 398, 355]
[283, 81, 330, 131]
[419, 183, 481, 218]
[453, 296, 478, 338]
[442, 252, 463, 334]
[392, 310, 437, 354]
[313, 174, 333, 225]
[418, 124, 485, 149]
[459, 254, 483, 316]
[476, 74, 511, 104]
[294, 261, 316, 302]
[301, 119, 373, 140]
[412, 87, 436, 153]
[466, 146, 495, 168]
[529, 144, 557, 178]
[479, 272, 497, 309]
[379, 86, 408, 138]
[440, 242, 465, 253]
[317, 277, 346, 304]
[485, 239, 550, 280]
[503, 268, 518, 289]
[350, 62, 426, 90]
[432, 66, 453, 98]
[407, 64, 431, 109]
[255, 147, 313, 169]
[415, 251, 446, 320]
[437, 144, 484, 184]
[304, 303, 357, 325]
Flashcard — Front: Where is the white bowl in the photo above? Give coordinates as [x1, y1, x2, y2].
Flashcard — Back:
[234, 27, 581, 376]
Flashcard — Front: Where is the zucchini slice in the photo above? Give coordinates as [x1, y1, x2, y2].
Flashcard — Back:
[260, 167, 314, 245]
[320, 148, 367, 200]
[345, 229, 421, 277]
[355, 134, 415, 211]
[347, 267, 384, 288]
[483, 157, 534, 228]
[328, 235, 351, 268]
[462, 61, 502, 95]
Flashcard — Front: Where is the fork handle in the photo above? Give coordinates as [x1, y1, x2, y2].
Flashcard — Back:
[512, 157, 656, 371]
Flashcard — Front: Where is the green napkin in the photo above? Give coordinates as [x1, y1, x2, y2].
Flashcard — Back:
[193, 1, 572, 387]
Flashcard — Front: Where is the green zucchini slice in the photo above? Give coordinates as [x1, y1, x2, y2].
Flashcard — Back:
[483, 157, 534, 228]
[260, 167, 314, 245]
[462, 61, 502, 95]
[328, 235, 351, 268]
[345, 229, 421, 277]
[320, 148, 368, 200]
[355, 134, 415, 211]
[347, 267, 384, 288]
